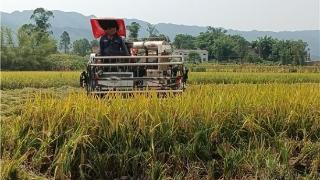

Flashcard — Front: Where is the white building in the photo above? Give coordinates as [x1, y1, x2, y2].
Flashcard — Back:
[173, 49, 209, 62]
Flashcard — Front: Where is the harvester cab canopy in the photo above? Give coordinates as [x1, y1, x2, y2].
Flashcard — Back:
[90, 18, 126, 39]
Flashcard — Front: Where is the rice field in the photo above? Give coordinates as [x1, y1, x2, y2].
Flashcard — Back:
[2, 71, 320, 89]
[1, 66, 320, 179]
[188, 64, 320, 73]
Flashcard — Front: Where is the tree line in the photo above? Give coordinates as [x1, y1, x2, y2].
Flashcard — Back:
[127, 22, 310, 65]
[1, 8, 97, 70]
[173, 27, 310, 65]
[1, 8, 311, 70]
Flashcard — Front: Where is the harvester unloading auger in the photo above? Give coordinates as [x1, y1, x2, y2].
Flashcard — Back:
[80, 18, 188, 95]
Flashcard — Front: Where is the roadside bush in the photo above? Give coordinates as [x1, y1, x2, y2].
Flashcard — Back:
[46, 53, 87, 70]
[191, 67, 207, 72]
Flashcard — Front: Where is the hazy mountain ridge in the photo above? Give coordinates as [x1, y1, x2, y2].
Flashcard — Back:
[1, 10, 319, 59]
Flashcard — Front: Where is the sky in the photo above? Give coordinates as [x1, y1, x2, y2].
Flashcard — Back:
[1, 0, 319, 31]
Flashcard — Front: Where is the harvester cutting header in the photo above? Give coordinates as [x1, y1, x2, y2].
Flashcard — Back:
[80, 18, 188, 94]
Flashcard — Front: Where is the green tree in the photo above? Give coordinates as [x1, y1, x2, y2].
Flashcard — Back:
[290, 40, 308, 65]
[157, 34, 170, 42]
[273, 40, 308, 65]
[73, 38, 91, 56]
[59, 31, 71, 53]
[0, 27, 16, 69]
[47, 54, 86, 70]
[188, 51, 201, 63]
[230, 35, 249, 62]
[30, 8, 54, 33]
[279, 41, 291, 65]
[173, 34, 196, 49]
[196, 27, 228, 59]
[212, 36, 237, 61]
[9, 8, 57, 70]
[252, 36, 275, 60]
[1, 8, 57, 70]
[146, 23, 159, 38]
[15, 24, 57, 70]
[127, 22, 141, 40]
[207, 26, 227, 34]
[27, 8, 55, 47]
[195, 27, 244, 61]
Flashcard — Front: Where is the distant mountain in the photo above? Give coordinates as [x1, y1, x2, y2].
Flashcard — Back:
[1, 10, 319, 59]
[1, 10, 94, 41]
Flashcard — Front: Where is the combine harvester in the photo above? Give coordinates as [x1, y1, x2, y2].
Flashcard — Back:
[80, 18, 188, 95]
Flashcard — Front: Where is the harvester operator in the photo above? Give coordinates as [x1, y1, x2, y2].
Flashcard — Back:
[99, 20, 129, 56]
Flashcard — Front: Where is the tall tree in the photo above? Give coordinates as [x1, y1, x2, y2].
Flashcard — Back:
[127, 22, 141, 40]
[173, 34, 196, 49]
[1, 8, 58, 70]
[73, 38, 91, 56]
[196, 27, 229, 60]
[30, 8, 54, 34]
[25, 8, 55, 50]
[15, 24, 57, 70]
[146, 23, 159, 38]
[290, 40, 308, 65]
[272, 40, 308, 65]
[230, 35, 249, 62]
[157, 34, 170, 42]
[252, 36, 275, 60]
[59, 31, 71, 53]
[212, 36, 237, 61]
[5, 8, 57, 70]
[188, 51, 201, 63]
[1, 27, 16, 69]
